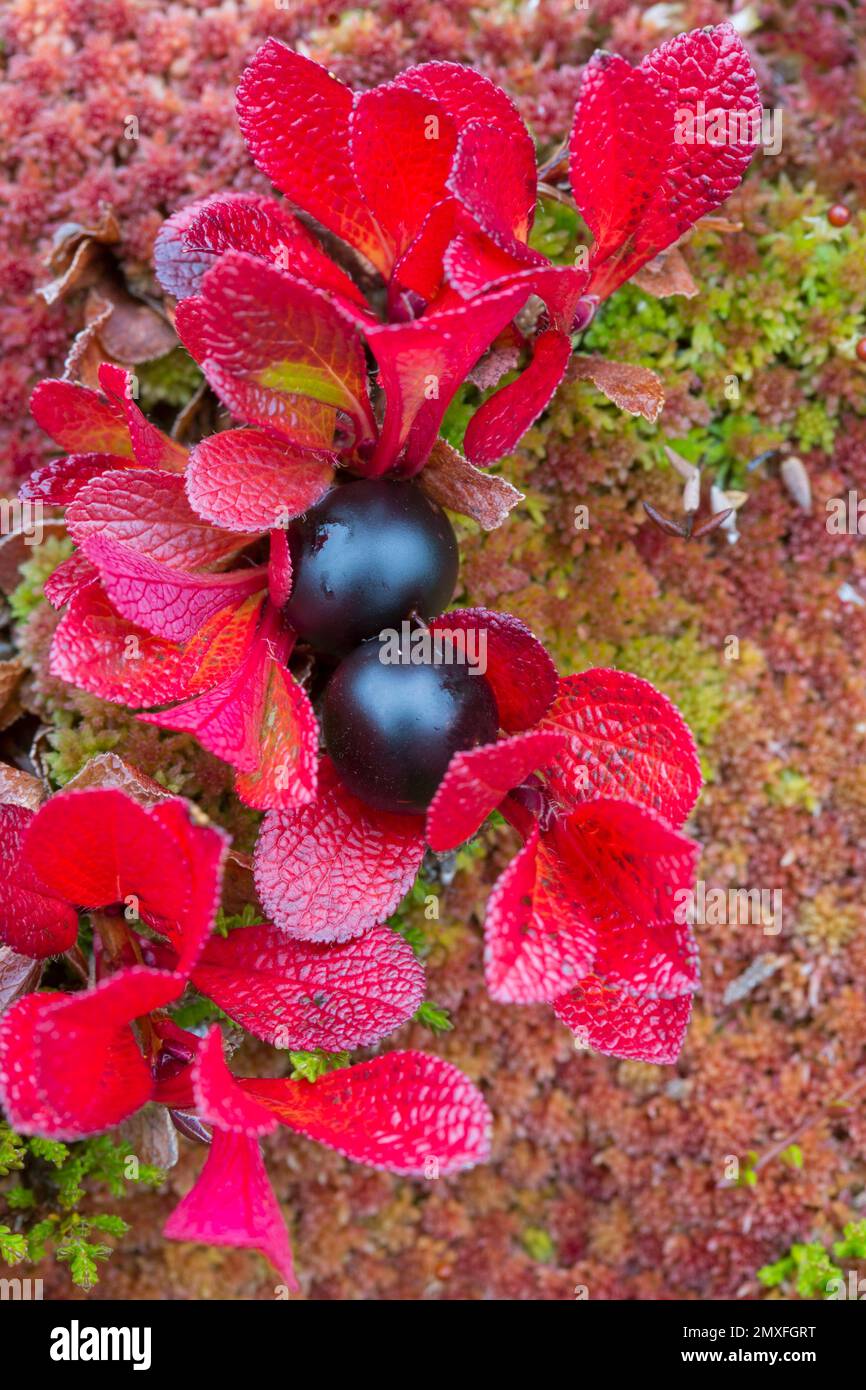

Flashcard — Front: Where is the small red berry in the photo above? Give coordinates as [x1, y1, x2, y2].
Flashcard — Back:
[856, 338, 866, 363]
[828, 204, 851, 227]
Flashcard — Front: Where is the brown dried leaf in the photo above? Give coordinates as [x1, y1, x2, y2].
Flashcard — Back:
[64, 752, 173, 807]
[572, 356, 665, 422]
[63, 295, 115, 387]
[118, 1103, 179, 1171]
[632, 246, 698, 299]
[0, 661, 25, 734]
[90, 285, 176, 365]
[40, 207, 121, 306]
[0, 945, 42, 1017]
[0, 760, 44, 809]
[421, 439, 524, 531]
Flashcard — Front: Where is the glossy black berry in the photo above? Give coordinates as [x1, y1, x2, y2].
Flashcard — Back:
[322, 640, 499, 815]
[283, 480, 459, 655]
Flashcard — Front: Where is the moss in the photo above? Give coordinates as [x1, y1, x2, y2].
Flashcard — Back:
[135, 346, 203, 412]
[8, 534, 74, 622]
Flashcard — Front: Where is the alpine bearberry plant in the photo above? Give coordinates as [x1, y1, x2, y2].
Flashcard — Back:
[2, 21, 764, 1290]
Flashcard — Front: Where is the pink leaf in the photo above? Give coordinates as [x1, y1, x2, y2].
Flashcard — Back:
[254, 757, 425, 941]
[540, 669, 702, 824]
[244, 1051, 492, 1175]
[237, 39, 389, 273]
[19, 452, 145, 506]
[84, 536, 266, 644]
[193, 921, 424, 1051]
[187, 428, 334, 533]
[68, 470, 253, 569]
[164, 1128, 297, 1290]
[553, 977, 692, 1064]
[51, 582, 192, 707]
[429, 608, 558, 732]
[426, 729, 568, 853]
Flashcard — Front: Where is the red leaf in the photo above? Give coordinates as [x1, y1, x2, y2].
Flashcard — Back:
[540, 669, 702, 824]
[176, 593, 265, 698]
[0, 803, 78, 959]
[43, 551, 98, 610]
[141, 625, 275, 774]
[23, 790, 225, 969]
[429, 608, 558, 732]
[237, 39, 389, 273]
[393, 60, 530, 152]
[84, 536, 266, 644]
[547, 798, 699, 932]
[51, 582, 191, 707]
[553, 976, 692, 1064]
[186, 428, 334, 533]
[426, 729, 567, 853]
[391, 198, 457, 303]
[191, 252, 375, 446]
[68, 470, 254, 569]
[96, 363, 188, 472]
[20, 452, 145, 506]
[244, 1050, 492, 1175]
[350, 85, 457, 272]
[568, 53, 673, 273]
[483, 828, 596, 1004]
[164, 1128, 297, 1291]
[573, 26, 761, 299]
[192, 1027, 277, 1136]
[193, 921, 424, 1051]
[155, 192, 366, 310]
[594, 917, 700, 999]
[29, 378, 131, 456]
[447, 118, 537, 247]
[254, 757, 425, 942]
[367, 283, 528, 473]
[267, 529, 293, 610]
[464, 329, 572, 465]
[145, 799, 229, 974]
[234, 660, 319, 811]
[0, 968, 184, 1138]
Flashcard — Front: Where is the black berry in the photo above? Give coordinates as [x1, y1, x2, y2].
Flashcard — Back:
[283, 479, 459, 655]
[322, 640, 499, 814]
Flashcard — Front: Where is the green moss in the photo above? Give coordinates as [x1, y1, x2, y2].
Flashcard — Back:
[0, 1124, 164, 1291]
[8, 534, 74, 622]
[521, 1226, 557, 1263]
[136, 346, 203, 412]
[574, 180, 866, 485]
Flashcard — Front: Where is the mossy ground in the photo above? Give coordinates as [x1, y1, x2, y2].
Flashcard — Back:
[3, 0, 866, 1300]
